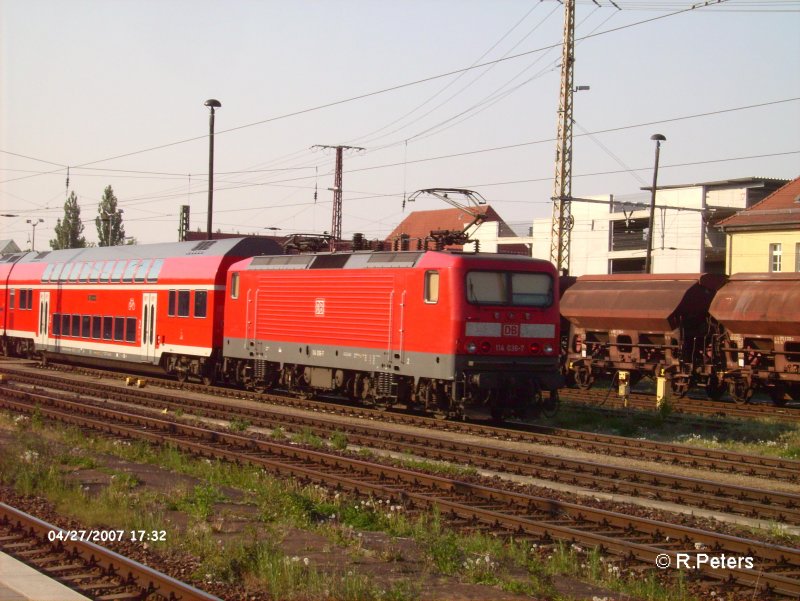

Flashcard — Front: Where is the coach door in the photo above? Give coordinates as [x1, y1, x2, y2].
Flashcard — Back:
[141, 293, 157, 363]
[36, 291, 50, 348]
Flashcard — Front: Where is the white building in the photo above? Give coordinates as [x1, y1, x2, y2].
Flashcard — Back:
[532, 178, 787, 276]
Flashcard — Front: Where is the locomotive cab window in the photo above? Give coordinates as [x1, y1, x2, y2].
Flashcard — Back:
[231, 272, 240, 299]
[466, 271, 552, 307]
[424, 271, 439, 304]
[194, 290, 207, 318]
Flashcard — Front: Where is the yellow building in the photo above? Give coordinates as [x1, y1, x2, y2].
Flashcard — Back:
[718, 177, 800, 275]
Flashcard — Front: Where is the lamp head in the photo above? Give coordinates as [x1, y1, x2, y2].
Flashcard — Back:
[204, 99, 221, 109]
[651, 133, 666, 142]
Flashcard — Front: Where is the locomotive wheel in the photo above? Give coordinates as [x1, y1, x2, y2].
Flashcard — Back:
[573, 366, 593, 389]
[727, 379, 752, 404]
[541, 390, 559, 418]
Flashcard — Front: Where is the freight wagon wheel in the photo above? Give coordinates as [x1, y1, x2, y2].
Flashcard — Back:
[769, 384, 788, 407]
[669, 376, 689, 398]
[727, 379, 752, 404]
[706, 376, 725, 401]
[573, 366, 593, 389]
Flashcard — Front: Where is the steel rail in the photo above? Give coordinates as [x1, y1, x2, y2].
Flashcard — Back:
[2, 363, 798, 482]
[0, 502, 221, 601]
[20, 373, 799, 524]
[2, 388, 799, 598]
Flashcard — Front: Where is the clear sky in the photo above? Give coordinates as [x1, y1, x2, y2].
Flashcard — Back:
[2, 0, 799, 249]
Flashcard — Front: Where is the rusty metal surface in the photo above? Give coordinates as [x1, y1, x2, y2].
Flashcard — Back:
[710, 272, 800, 336]
[561, 273, 726, 332]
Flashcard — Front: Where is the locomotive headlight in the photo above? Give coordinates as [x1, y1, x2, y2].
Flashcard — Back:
[467, 342, 477, 354]
[529, 342, 541, 354]
[543, 343, 555, 355]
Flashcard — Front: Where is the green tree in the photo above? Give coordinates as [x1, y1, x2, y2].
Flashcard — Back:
[95, 185, 126, 246]
[50, 191, 87, 250]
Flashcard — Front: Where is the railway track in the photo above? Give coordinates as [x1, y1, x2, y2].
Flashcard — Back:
[0, 502, 220, 601]
[3, 370, 799, 527]
[563, 385, 800, 423]
[2, 385, 798, 599]
[5, 362, 798, 484]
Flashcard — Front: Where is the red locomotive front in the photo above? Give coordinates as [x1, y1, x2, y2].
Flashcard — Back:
[221, 250, 561, 419]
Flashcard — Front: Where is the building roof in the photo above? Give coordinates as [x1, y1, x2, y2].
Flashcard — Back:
[0, 240, 21, 254]
[643, 176, 789, 191]
[717, 176, 800, 231]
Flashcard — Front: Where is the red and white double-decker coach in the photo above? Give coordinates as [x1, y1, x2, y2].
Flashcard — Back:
[1, 237, 279, 381]
[220, 250, 562, 419]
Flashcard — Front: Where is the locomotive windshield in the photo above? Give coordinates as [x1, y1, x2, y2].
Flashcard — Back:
[466, 271, 553, 307]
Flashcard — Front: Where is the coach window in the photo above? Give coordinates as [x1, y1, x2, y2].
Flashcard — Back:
[111, 261, 127, 283]
[231, 272, 240, 299]
[100, 261, 114, 282]
[424, 271, 439, 304]
[58, 263, 70, 283]
[82, 315, 91, 338]
[50, 263, 64, 283]
[79, 262, 92, 282]
[68, 262, 83, 282]
[123, 260, 140, 283]
[92, 316, 101, 339]
[61, 314, 70, 336]
[71, 313, 80, 337]
[19, 289, 27, 310]
[146, 258, 164, 282]
[52, 313, 61, 336]
[42, 264, 54, 282]
[177, 290, 190, 317]
[103, 316, 113, 340]
[9, 289, 14, 310]
[194, 290, 208, 318]
[89, 262, 102, 282]
[134, 259, 150, 283]
[168, 290, 176, 316]
[114, 317, 124, 341]
[125, 317, 136, 343]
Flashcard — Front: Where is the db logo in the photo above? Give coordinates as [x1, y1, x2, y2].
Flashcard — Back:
[128, 298, 136, 311]
[315, 298, 325, 316]
[502, 324, 519, 337]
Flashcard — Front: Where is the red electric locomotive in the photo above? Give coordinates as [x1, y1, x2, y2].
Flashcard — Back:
[219, 250, 562, 419]
[1, 238, 280, 380]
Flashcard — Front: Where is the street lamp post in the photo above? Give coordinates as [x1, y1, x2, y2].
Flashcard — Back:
[26, 218, 44, 251]
[644, 134, 666, 274]
[204, 98, 221, 241]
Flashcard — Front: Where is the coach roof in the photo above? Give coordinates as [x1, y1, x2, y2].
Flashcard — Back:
[14, 237, 282, 265]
